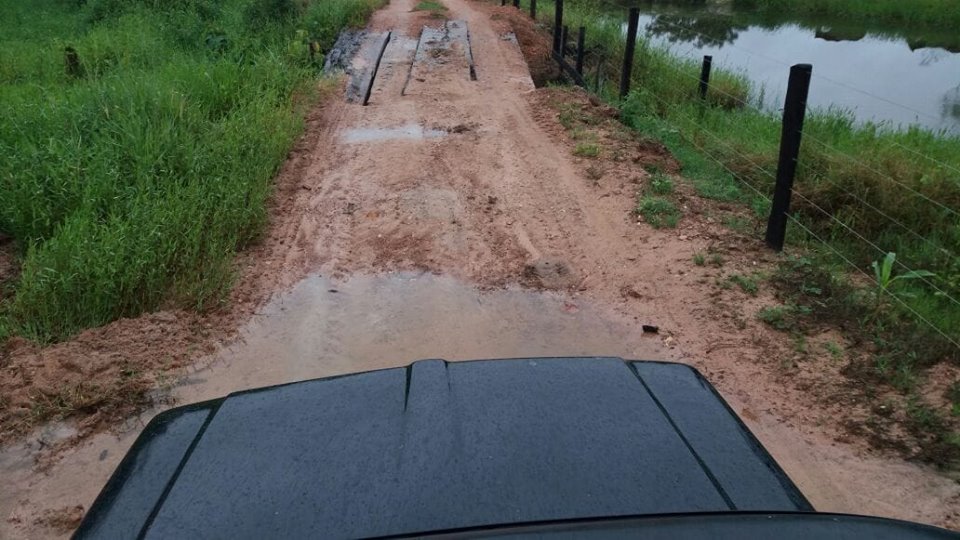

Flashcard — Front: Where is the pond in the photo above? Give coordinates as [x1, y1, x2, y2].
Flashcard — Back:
[633, 5, 960, 133]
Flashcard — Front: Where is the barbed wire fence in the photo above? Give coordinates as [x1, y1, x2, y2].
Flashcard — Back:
[492, 0, 960, 350]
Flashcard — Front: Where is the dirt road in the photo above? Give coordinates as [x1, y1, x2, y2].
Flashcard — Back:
[2, 0, 959, 536]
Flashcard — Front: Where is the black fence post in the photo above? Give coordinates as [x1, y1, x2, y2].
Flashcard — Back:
[553, 0, 563, 54]
[620, 7, 639, 99]
[561, 25, 569, 56]
[765, 63, 813, 251]
[576, 26, 586, 75]
[513, 0, 519, 8]
[698, 55, 712, 101]
[530, 0, 536, 18]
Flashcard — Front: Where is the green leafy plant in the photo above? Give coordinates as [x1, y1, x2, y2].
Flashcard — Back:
[649, 173, 674, 195]
[871, 252, 935, 310]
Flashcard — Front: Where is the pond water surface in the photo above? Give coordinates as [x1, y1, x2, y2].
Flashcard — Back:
[633, 6, 960, 133]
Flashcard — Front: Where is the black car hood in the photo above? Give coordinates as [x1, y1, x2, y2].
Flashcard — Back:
[78, 358, 812, 538]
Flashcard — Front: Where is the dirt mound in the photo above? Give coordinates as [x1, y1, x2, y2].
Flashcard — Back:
[483, 5, 555, 86]
[0, 310, 210, 442]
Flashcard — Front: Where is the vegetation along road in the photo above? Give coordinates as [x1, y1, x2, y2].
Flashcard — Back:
[0, 0, 958, 536]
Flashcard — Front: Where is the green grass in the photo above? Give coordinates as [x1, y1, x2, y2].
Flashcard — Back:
[413, 0, 447, 13]
[573, 142, 600, 157]
[649, 172, 674, 195]
[728, 273, 759, 296]
[732, 0, 960, 28]
[0, 0, 383, 342]
[537, 0, 960, 349]
[757, 304, 810, 332]
[637, 196, 680, 228]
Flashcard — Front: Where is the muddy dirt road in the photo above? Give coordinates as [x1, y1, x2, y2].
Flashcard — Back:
[2, 0, 959, 536]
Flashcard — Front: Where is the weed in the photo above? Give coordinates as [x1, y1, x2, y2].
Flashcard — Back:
[571, 127, 596, 141]
[824, 341, 844, 360]
[709, 253, 725, 267]
[649, 173, 674, 195]
[728, 274, 759, 296]
[757, 304, 810, 332]
[870, 251, 936, 313]
[721, 214, 753, 233]
[693, 252, 706, 266]
[637, 196, 680, 228]
[573, 143, 600, 158]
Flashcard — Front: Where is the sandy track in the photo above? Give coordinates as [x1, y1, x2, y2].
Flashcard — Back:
[2, 0, 959, 536]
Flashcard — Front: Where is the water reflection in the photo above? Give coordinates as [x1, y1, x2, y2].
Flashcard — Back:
[637, 9, 960, 132]
[645, 15, 746, 48]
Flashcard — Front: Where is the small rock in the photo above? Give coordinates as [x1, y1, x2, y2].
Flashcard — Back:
[642, 325, 659, 334]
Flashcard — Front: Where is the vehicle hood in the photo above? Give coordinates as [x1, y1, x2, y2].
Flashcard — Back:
[76, 357, 811, 538]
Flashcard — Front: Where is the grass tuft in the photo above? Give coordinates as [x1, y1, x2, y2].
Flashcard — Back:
[637, 196, 680, 229]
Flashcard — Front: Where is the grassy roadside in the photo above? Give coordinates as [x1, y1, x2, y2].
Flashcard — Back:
[533, 0, 960, 347]
[517, 0, 960, 467]
[731, 0, 960, 29]
[0, 0, 382, 343]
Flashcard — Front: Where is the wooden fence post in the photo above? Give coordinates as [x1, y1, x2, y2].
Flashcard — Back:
[530, 0, 536, 18]
[619, 8, 639, 99]
[765, 63, 813, 251]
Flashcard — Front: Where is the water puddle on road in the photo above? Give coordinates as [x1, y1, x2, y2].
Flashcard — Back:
[340, 124, 446, 143]
[175, 272, 667, 403]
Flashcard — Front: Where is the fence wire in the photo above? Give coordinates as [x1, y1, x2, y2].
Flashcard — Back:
[638, 88, 960, 344]
[512, 0, 959, 342]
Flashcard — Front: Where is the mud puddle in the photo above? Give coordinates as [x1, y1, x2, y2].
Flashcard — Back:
[0, 272, 668, 537]
[341, 124, 446, 143]
[176, 271, 667, 401]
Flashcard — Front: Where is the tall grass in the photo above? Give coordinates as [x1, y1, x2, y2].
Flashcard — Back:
[733, 0, 960, 29]
[0, 0, 382, 342]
